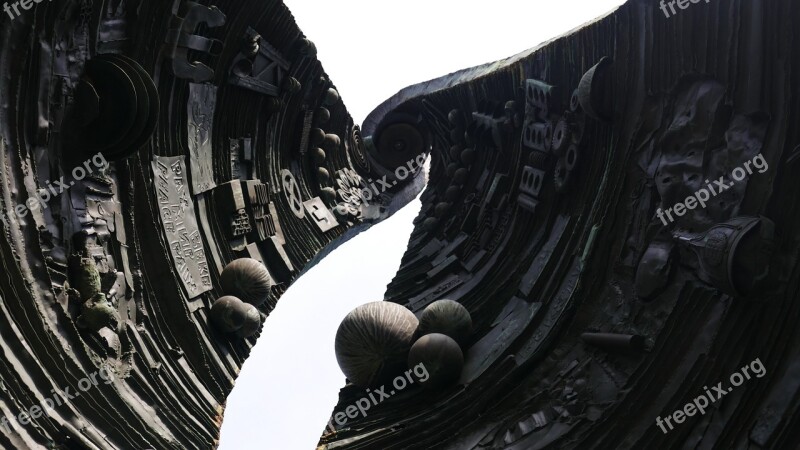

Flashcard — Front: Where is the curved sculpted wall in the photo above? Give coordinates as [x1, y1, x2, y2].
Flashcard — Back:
[0, 0, 799, 449]
[0, 1, 423, 448]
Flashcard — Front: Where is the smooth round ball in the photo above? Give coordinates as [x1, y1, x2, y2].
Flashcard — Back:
[310, 128, 326, 147]
[446, 163, 459, 178]
[445, 185, 461, 202]
[434, 202, 451, 218]
[321, 187, 337, 203]
[449, 145, 463, 160]
[335, 301, 419, 387]
[323, 133, 341, 152]
[422, 217, 439, 231]
[317, 167, 330, 183]
[417, 299, 472, 345]
[316, 107, 331, 124]
[460, 148, 476, 165]
[210, 296, 249, 332]
[220, 258, 273, 306]
[408, 333, 464, 389]
[453, 168, 469, 185]
[323, 88, 340, 106]
[312, 147, 326, 165]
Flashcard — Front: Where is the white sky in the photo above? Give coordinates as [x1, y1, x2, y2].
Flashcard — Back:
[219, 1, 626, 449]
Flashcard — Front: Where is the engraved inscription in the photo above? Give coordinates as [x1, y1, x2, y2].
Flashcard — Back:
[152, 156, 213, 298]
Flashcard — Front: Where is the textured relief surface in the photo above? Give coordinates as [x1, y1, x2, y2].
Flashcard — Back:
[321, 0, 800, 449]
[1, 0, 799, 449]
[0, 0, 422, 448]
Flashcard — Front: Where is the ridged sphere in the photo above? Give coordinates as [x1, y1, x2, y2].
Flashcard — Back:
[210, 296, 249, 333]
[408, 333, 464, 389]
[335, 301, 419, 387]
[417, 299, 472, 345]
[220, 258, 273, 306]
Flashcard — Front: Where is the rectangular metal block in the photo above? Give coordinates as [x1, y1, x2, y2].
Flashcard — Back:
[519, 166, 545, 198]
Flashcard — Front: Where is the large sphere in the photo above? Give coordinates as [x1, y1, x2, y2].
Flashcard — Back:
[417, 299, 472, 345]
[220, 258, 273, 306]
[408, 333, 463, 389]
[335, 301, 419, 387]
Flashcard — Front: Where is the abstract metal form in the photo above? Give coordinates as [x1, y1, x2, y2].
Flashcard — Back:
[0, 0, 798, 449]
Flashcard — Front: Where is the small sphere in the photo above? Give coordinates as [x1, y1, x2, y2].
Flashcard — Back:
[220, 258, 273, 306]
[444, 185, 461, 202]
[312, 147, 326, 165]
[323, 134, 341, 152]
[236, 303, 262, 338]
[300, 38, 317, 57]
[335, 301, 419, 386]
[460, 148, 476, 165]
[210, 296, 248, 332]
[321, 187, 337, 203]
[407, 333, 464, 389]
[453, 168, 469, 184]
[310, 128, 326, 147]
[417, 299, 472, 345]
[447, 109, 461, 125]
[422, 217, 439, 231]
[323, 88, 340, 106]
[449, 145, 463, 160]
[445, 163, 459, 178]
[316, 107, 331, 124]
[434, 202, 451, 218]
[317, 167, 330, 183]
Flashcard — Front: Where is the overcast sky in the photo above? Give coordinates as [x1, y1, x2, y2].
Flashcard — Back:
[219, 1, 626, 449]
